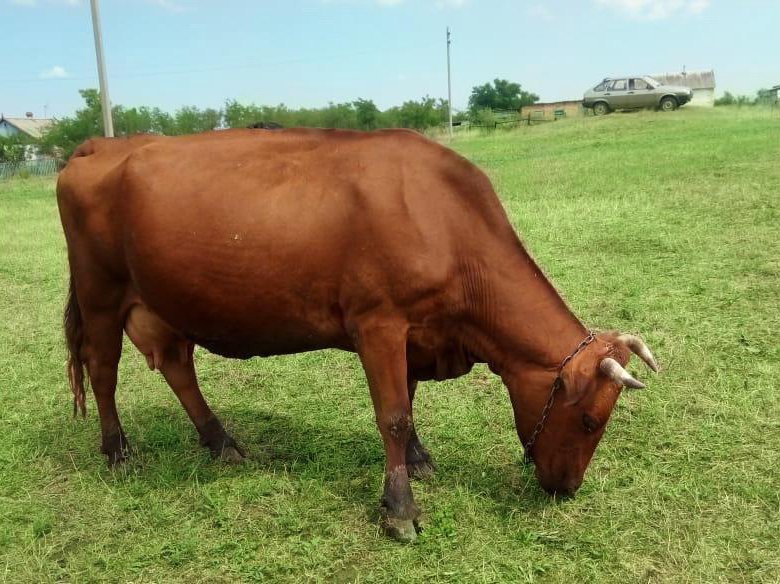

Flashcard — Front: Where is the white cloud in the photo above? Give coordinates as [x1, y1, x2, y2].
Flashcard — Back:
[596, 0, 711, 20]
[687, 0, 709, 14]
[40, 65, 69, 79]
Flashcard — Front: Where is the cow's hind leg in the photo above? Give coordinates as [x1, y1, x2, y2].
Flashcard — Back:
[124, 304, 244, 462]
[406, 378, 436, 480]
[65, 272, 128, 466]
[354, 319, 421, 543]
[82, 310, 129, 466]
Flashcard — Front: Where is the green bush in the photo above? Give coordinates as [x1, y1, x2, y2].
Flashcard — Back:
[0, 136, 29, 164]
[472, 108, 498, 130]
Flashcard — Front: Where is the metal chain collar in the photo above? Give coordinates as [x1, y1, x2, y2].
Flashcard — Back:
[523, 330, 597, 464]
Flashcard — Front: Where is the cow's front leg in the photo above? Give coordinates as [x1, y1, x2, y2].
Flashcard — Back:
[354, 320, 421, 542]
[406, 378, 436, 480]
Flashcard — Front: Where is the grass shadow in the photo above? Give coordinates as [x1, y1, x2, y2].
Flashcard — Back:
[28, 401, 556, 520]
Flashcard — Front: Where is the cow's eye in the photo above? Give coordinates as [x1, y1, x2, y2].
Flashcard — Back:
[582, 414, 600, 433]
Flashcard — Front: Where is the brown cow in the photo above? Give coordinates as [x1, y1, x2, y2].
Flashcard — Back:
[57, 128, 657, 542]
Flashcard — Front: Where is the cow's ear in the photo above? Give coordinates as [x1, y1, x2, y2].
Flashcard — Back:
[560, 366, 589, 406]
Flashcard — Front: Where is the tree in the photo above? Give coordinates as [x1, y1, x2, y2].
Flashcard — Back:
[321, 102, 358, 129]
[171, 106, 222, 135]
[353, 98, 380, 130]
[39, 88, 104, 157]
[386, 97, 445, 130]
[714, 91, 736, 106]
[755, 88, 775, 106]
[0, 135, 28, 163]
[468, 79, 538, 113]
[42, 89, 459, 159]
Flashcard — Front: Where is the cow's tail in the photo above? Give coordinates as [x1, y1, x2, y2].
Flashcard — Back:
[64, 273, 87, 417]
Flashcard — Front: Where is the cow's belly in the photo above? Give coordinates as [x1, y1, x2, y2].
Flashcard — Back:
[121, 201, 354, 357]
[124, 256, 352, 358]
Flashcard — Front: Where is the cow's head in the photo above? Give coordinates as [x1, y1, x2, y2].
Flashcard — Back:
[505, 332, 658, 497]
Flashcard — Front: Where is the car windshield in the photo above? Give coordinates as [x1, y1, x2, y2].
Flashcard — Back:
[644, 76, 660, 88]
[594, 81, 608, 92]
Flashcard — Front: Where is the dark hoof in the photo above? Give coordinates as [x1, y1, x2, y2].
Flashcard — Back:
[107, 450, 130, 467]
[102, 431, 131, 467]
[217, 445, 245, 463]
[407, 459, 436, 480]
[406, 440, 436, 480]
[203, 435, 246, 462]
[382, 517, 421, 543]
[199, 418, 245, 462]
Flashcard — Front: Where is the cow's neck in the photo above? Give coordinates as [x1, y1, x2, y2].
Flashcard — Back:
[458, 248, 588, 377]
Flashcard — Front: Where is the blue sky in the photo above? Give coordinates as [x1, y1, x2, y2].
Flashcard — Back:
[2, 0, 778, 119]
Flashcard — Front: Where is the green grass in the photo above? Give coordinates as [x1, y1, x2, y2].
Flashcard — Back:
[1, 107, 778, 583]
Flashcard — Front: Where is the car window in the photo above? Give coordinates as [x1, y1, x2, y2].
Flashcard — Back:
[630, 78, 649, 90]
[609, 79, 627, 91]
[594, 81, 608, 92]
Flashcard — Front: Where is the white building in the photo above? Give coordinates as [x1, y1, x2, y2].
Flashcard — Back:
[0, 114, 54, 161]
[0, 113, 54, 139]
[652, 70, 716, 107]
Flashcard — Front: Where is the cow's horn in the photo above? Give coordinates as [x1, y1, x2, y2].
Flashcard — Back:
[617, 334, 659, 372]
[600, 357, 646, 389]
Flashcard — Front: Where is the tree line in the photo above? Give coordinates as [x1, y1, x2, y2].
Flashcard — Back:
[0, 79, 538, 161]
[715, 88, 777, 107]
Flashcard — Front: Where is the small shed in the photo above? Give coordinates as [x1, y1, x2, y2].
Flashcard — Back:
[520, 100, 584, 120]
[0, 114, 54, 139]
[652, 70, 716, 107]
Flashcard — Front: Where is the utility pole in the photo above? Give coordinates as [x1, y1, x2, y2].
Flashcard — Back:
[89, 0, 114, 137]
[446, 26, 453, 139]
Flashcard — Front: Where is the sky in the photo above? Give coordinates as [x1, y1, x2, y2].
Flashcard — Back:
[1, 0, 778, 119]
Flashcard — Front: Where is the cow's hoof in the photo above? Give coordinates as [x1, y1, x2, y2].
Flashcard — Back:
[382, 517, 420, 543]
[107, 450, 130, 467]
[407, 459, 436, 480]
[217, 445, 245, 463]
[103, 432, 131, 467]
[201, 427, 245, 463]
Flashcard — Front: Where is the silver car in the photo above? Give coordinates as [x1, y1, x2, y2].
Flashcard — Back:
[583, 76, 693, 115]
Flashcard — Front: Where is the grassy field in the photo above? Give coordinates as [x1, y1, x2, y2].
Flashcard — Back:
[1, 107, 778, 583]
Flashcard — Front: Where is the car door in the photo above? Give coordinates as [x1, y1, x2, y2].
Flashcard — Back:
[629, 78, 656, 108]
[606, 78, 629, 109]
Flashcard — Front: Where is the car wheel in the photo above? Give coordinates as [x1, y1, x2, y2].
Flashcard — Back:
[593, 102, 610, 116]
[660, 96, 678, 112]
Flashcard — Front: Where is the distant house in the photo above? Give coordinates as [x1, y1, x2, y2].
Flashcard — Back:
[652, 70, 716, 107]
[520, 100, 584, 120]
[0, 113, 54, 140]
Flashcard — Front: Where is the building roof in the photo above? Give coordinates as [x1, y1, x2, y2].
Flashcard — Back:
[651, 70, 716, 90]
[0, 116, 54, 139]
